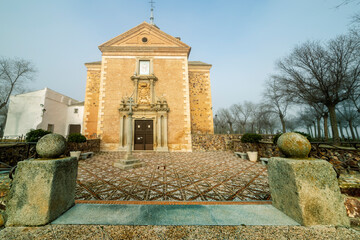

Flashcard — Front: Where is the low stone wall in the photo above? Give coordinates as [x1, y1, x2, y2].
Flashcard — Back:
[0, 143, 36, 167]
[191, 134, 277, 154]
[0, 139, 100, 167]
[191, 134, 360, 173]
[310, 147, 360, 173]
[65, 139, 101, 155]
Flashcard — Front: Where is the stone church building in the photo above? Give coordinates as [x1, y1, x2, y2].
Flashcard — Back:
[83, 22, 213, 152]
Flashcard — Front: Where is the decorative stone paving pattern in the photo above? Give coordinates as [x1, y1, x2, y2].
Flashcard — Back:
[75, 152, 270, 201]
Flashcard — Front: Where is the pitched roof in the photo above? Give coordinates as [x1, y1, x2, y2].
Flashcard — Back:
[98, 22, 191, 55]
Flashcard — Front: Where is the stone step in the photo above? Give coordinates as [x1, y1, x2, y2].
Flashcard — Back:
[52, 203, 300, 226]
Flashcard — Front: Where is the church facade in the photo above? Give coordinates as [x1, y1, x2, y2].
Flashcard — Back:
[83, 22, 213, 151]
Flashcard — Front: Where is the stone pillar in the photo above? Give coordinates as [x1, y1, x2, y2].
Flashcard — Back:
[125, 112, 134, 159]
[268, 157, 350, 226]
[156, 114, 168, 152]
[6, 157, 78, 226]
[163, 115, 168, 150]
[114, 112, 145, 169]
[157, 115, 162, 148]
[118, 115, 127, 151]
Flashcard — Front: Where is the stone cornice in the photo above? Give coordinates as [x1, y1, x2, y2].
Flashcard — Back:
[98, 46, 190, 54]
[131, 75, 158, 81]
[84, 62, 101, 69]
[119, 106, 170, 113]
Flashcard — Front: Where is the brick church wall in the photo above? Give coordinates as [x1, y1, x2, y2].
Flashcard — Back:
[188, 63, 214, 134]
[83, 63, 101, 139]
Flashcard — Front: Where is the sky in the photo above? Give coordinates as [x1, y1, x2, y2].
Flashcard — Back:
[0, 0, 358, 113]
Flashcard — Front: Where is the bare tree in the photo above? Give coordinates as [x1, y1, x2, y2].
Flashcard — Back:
[230, 101, 255, 133]
[230, 104, 242, 134]
[296, 108, 317, 138]
[337, 99, 359, 140]
[0, 57, 36, 111]
[263, 77, 291, 133]
[217, 108, 234, 133]
[285, 115, 299, 132]
[307, 102, 330, 140]
[255, 104, 279, 134]
[275, 34, 360, 143]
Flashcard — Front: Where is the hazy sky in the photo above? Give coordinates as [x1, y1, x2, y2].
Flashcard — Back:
[0, 0, 357, 112]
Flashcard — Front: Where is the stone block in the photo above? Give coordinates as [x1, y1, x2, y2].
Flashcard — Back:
[268, 157, 349, 226]
[114, 158, 145, 170]
[6, 157, 78, 226]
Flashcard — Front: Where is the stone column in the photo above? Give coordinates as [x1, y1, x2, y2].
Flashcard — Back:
[124, 112, 134, 159]
[156, 114, 168, 152]
[119, 115, 126, 150]
[114, 112, 145, 169]
[163, 115, 168, 148]
[157, 115, 162, 148]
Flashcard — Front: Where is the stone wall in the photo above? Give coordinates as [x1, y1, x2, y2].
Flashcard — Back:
[191, 134, 360, 173]
[0, 143, 36, 167]
[188, 63, 214, 134]
[65, 139, 101, 155]
[83, 63, 101, 139]
[0, 139, 100, 167]
[191, 134, 276, 152]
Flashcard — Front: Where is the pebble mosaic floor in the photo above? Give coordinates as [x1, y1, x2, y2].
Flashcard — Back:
[76, 152, 271, 202]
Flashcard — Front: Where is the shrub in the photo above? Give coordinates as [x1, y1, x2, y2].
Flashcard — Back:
[273, 133, 282, 145]
[25, 129, 51, 142]
[241, 133, 262, 143]
[67, 133, 86, 143]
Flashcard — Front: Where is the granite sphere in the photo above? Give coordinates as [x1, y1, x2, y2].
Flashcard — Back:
[277, 132, 311, 158]
[36, 133, 67, 158]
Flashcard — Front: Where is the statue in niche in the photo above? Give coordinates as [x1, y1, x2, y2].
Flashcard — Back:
[137, 82, 151, 104]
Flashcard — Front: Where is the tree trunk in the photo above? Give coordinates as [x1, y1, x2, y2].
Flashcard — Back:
[323, 113, 329, 141]
[279, 114, 286, 133]
[328, 105, 340, 144]
[308, 126, 313, 138]
[317, 117, 321, 139]
[313, 122, 317, 139]
[338, 123, 345, 140]
[354, 126, 360, 140]
[228, 122, 233, 134]
[348, 119, 356, 140]
[345, 127, 350, 140]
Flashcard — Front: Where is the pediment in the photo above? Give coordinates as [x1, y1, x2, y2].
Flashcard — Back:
[99, 22, 190, 52]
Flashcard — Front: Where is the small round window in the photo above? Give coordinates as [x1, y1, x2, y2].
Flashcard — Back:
[142, 37, 148, 43]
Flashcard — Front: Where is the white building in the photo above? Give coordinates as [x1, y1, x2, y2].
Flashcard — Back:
[3, 88, 84, 138]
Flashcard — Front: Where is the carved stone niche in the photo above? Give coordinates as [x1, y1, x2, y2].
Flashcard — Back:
[118, 75, 169, 152]
[131, 75, 157, 106]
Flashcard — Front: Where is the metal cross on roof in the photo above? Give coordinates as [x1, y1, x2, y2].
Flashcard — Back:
[149, 0, 155, 25]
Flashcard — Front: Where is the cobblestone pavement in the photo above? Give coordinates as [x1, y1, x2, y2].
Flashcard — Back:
[76, 151, 270, 202]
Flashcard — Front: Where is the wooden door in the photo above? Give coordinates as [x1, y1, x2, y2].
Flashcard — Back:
[134, 120, 153, 150]
[69, 124, 81, 134]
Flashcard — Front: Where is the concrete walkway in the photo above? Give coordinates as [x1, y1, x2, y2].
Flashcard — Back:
[52, 203, 299, 226]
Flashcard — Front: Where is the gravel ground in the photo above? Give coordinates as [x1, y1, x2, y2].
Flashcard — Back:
[0, 225, 359, 240]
